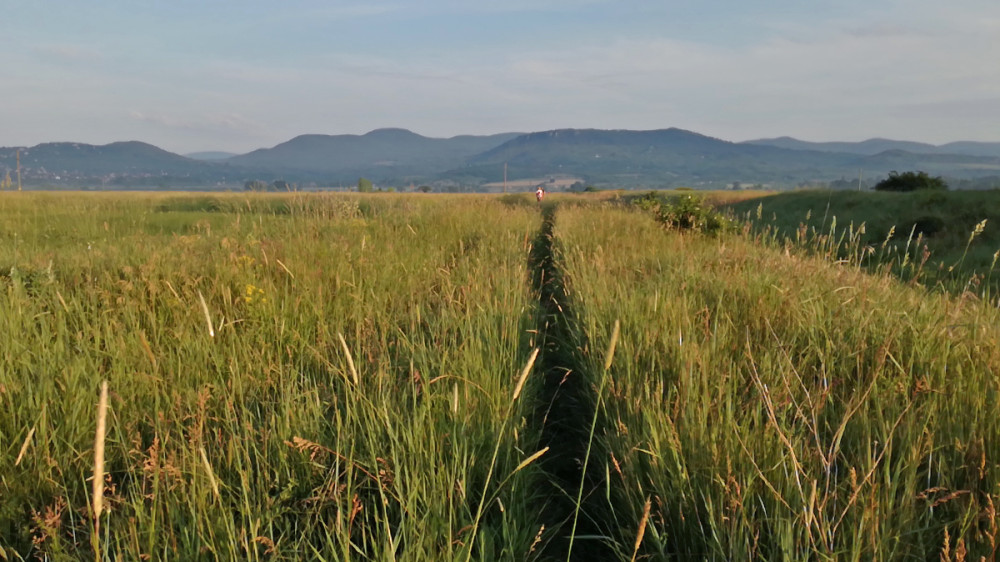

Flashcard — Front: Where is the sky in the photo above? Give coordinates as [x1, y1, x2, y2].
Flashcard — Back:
[3, 0, 999, 154]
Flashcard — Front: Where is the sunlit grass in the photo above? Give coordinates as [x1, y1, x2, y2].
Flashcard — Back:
[6, 190, 1000, 560]
[555, 204, 1000, 559]
[0, 192, 547, 560]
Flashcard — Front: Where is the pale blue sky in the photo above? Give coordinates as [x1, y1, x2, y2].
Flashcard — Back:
[3, 0, 999, 153]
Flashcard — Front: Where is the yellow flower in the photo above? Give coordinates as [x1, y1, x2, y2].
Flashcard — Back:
[244, 284, 266, 304]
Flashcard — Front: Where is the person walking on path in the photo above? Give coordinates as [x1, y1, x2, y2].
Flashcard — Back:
[535, 186, 545, 202]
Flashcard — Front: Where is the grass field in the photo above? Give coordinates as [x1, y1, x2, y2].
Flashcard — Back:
[2, 191, 1000, 560]
[1, 193, 547, 560]
[554, 203, 1000, 559]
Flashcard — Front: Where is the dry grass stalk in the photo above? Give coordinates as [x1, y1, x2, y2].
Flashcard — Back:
[164, 280, 181, 301]
[512, 348, 539, 400]
[15, 426, 35, 467]
[199, 446, 221, 501]
[55, 290, 69, 313]
[275, 258, 295, 279]
[604, 319, 621, 371]
[528, 524, 546, 555]
[630, 497, 652, 562]
[197, 291, 215, 337]
[513, 447, 548, 474]
[338, 333, 359, 386]
[93, 381, 109, 531]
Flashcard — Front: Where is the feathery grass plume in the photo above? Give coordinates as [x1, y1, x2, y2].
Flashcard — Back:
[14, 426, 35, 467]
[630, 497, 652, 562]
[197, 290, 215, 337]
[603, 319, 620, 371]
[55, 289, 69, 313]
[529, 525, 546, 555]
[514, 447, 549, 474]
[337, 332, 359, 386]
[512, 347, 540, 400]
[954, 219, 990, 274]
[275, 258, 295, 279]
[199, 446, 221, 501]
[92, 381, 109, 535]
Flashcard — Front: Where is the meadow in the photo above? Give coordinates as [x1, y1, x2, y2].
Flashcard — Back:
[555, 202, 1000, 559]
[1, 193, 547, 560]
[1, 190, 999, 560]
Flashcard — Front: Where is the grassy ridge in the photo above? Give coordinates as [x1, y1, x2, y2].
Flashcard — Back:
[0, 193, 546, 560]
[724, 189, 1000, 293]
[554, 204, 1000, 559]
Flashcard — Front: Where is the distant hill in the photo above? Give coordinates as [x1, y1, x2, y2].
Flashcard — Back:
[938, 141, 1000, 158]
[186, 151, 237, 161]
[444, 129, 1000, 188]
[2, 129, 1000, 190]
[226, 128, 521, 182]
[0, 141, 237, 187]
[4, 141, 193, 172]
[745, 136, 1000, 158]
[448, 128, 860, 187]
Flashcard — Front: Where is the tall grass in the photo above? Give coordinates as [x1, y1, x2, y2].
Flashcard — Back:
[0, 192, 546, 560]
[554, 204, 1000, 559]
[725, 190, 1000, 298]
[8, 191, 1000, 560]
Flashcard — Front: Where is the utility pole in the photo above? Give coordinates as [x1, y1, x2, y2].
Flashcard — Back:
[503, 162, 507, 193]
[17, 149, 22, 191]
[857, 169, 863, 191]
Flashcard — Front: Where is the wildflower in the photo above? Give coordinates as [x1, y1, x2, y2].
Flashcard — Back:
[244, 284, 266, 304]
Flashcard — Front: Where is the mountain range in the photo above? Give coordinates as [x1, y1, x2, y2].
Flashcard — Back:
[745, 137, 1000, 158]
[2, 128, 999, 190]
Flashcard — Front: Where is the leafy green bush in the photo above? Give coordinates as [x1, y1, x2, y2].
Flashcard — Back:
[631, 191, 663, 211]
[638, 194, 730, 233]
[874, 170, 947, 192]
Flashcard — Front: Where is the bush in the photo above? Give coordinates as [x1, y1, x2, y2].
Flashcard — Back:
[632, 191, 663, 211]
[874, 171, 948, 192]
[639, 194, 730, 233]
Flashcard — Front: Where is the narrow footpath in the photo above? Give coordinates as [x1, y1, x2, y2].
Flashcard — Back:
[528, 204, 617, 561]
